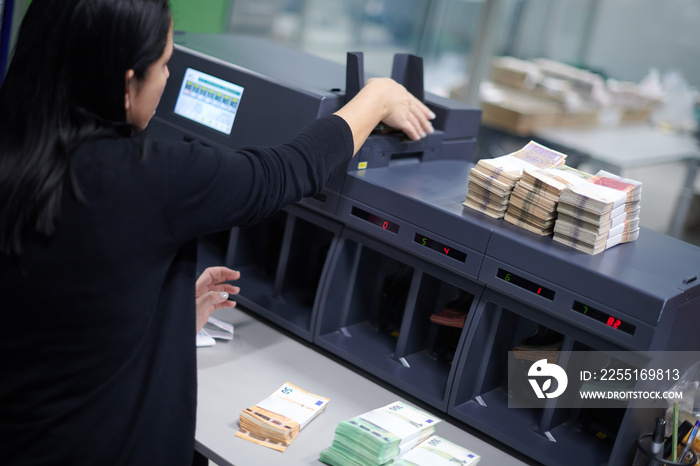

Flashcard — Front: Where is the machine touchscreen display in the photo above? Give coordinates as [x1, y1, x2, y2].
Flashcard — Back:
[174, 68, 244, 135]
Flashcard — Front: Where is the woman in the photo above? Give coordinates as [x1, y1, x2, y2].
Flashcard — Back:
[0, 0, 434, 464]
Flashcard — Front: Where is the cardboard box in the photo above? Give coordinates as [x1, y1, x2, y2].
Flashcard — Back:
[555, 109, 599, 127]
[491, 57, 540, 90]
[619, 107, 653, 123]
[480, 90, 560, 136]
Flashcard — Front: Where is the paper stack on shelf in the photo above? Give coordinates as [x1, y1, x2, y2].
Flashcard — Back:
[196, 316, 234, 347]
[553, 170, 642, 254]
[463, 141, 567, 218]
[235, 382, 329, 452]
[504, 165, 592, 235]
[391, 435, 481, 466]
[319, 401, 442, 466]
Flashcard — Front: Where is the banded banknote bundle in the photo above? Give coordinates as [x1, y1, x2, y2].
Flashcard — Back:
[463, 141, 567, 219]
[392, 435, 481, 465]
[319, 401, 442, 466]
[553, 170, 642, 254]
[504, 165, 592, 235]
[235, 382, 329, 452]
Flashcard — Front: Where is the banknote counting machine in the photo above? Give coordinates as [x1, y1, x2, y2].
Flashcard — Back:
[147, 34, 700, 466]
[148, 33, 480, 217]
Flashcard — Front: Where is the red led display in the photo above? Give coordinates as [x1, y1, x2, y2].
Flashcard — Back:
[351, 206, 400, 234]
[496, 268, 555, 300]
[413, 233, 467, 262]
[573, 301, 635, 335]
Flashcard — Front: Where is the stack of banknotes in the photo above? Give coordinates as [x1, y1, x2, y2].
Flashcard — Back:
[463, 141, 567, 219]
[429, 309, 469, 328]
[429, 290, 473, 328]
[319, 401, 442, 466]
[504, 165, 592, 235]
[553, 170, 642, 254]
[512, 325, 564, 364]
[392, 435, 481, 465]
[235, 382, 329, 452]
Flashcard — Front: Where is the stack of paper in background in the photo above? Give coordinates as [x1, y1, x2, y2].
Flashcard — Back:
[319, 401, 441, 466]
[504, 165, 592, 235]
[463, 141, 568, 218]
[236, 382, 329, 452]
[391, 435, 481, 466]
[553, 170, 642, 254]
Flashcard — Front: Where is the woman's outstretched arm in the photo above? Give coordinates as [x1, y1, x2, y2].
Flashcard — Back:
[334, 77, 436, 155]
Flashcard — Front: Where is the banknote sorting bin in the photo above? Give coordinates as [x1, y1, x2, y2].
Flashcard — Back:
[449, 287, 631, 465]
[225, 204, 343, 341]
[445, 224, 700, 465]
[314, 227, 483, 411]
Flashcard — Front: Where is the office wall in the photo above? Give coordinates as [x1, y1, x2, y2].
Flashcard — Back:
[7, 0, 699, 90]
[7, 1, 230, 47]
[170, 0, 229, 34]
[585, 0, 700, 87]
[507, 0, 700, 88]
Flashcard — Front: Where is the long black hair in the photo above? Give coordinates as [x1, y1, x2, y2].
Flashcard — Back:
[0, 0, 171, 255]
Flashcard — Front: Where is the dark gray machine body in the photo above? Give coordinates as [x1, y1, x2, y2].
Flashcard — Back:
[147, 34, 700, 466]
[325, 159, 700, 465]
[149, 33, 480, 215]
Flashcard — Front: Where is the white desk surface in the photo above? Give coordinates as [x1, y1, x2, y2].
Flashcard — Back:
[196, 308, 533, 466]
[533, 124, 700, 169]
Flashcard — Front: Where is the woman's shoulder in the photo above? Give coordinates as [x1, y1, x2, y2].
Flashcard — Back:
[73, 134, 197, 164]
[70, 135, 187, 188]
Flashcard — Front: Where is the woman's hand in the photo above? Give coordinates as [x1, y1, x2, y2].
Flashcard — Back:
[369, 77, 436, 141]
[195, 266, 241, 333]
[334, 77, 436, 154]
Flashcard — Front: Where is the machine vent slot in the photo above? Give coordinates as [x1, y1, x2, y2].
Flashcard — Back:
[389, 151, 423, 165]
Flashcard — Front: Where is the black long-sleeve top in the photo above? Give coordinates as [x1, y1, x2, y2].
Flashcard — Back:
[0, 115, 353, 465]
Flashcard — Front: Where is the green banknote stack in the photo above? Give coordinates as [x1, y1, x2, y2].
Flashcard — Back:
[392, 435, 480, 465]
[319, 401, 442, 466]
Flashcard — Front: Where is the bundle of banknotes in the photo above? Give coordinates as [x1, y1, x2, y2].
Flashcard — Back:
[392, 435, 481, 465]
[319, 401, 442, 466]
[512, 325, 564, 364]
[429, 309, 469, 328]
[553, 170, 642, 254]
[463, 141, 568, 219]
[463, 140, 643, 254]
[235, 382, 329, 452]
[429, 290, 473, 328]
[504, 165, 592, 235]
